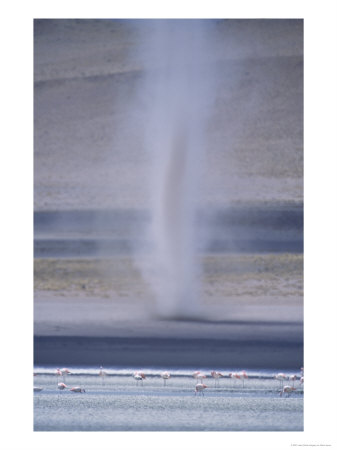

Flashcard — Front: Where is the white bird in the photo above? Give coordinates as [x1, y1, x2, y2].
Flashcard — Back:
[280, 385, 296, 397]
[69, 386, 86, 393]
[211, 371, 223, 387]
[58, 382, 67, 390]
[195, 383, 208, 396]
[160, 371, 171, 386]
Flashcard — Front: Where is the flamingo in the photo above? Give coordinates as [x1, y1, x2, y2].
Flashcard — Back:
[210, 371, 223, 387]
[160, 371, 171, 386]
[57, 368, 71, 383]
[195, 383, 208, 396]
[134, 372, 146, 385]
[240, 370, 248, 387]
[193, 371, 207, 382]
[228, 372, 236, 387]
[57, 382, 67, 390]
[289, 375, 297, 387]
[99, 366, 107, 385]
[229, 371, 248, 388]
[280, 385, 296, 397]
[70, 386, 86, 393]
[275, 373, 288, 388]
[55, 368, 62, 384]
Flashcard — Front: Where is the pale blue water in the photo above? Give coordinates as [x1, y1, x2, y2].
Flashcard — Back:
[34, 367, 303, 431]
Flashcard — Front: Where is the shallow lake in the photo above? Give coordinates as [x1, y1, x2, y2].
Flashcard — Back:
[34, 367, 303, 431]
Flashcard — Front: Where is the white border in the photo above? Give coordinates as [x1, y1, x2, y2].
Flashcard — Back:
[2, 1, 337, 449]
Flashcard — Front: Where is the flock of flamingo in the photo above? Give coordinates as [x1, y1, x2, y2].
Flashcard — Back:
[34, 367, 303, 397]
[275, 368, 304, 397]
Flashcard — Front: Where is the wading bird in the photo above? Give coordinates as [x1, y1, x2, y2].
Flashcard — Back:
[210, 371, 223, 387]
[195, 383, 208, 396]
[55, 368, 62, 384]
[70, 386, 86, 393]
[57, 382, 67, 390]
[57, 368, 72, 383]
[289, 375, 297, 387]
[134, 372, 146, 385]
[193, 371, 207, 382]
[275, 373, 288, 388]
[160, 371, 171, 386]
[229, 371, 248, 388]
[280, 386, 296, 397]
[99, 366, 107, 385]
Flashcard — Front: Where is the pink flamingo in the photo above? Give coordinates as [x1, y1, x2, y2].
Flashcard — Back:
[240, 370, 248, 387]
[289, 375, 297, 387]
[193, 371, 207, 383]
[134, 371, 146, 385]
[275, 373, 288, 388]
[228, 372, 236, 386]
[56, 368, 72, 383]
[195, 383, 208, 396]
[70, 386, 86, 393]
[160, 371, 171, 386]
[280, 385, 296, 397]
[210, 371, 223, 387]
[229, 371, 248, 388]
[55, 368, 62, 384]
[57, 382, 67, 390]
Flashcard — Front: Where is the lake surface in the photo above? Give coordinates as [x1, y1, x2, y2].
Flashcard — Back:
[34, 367, 303, 431]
